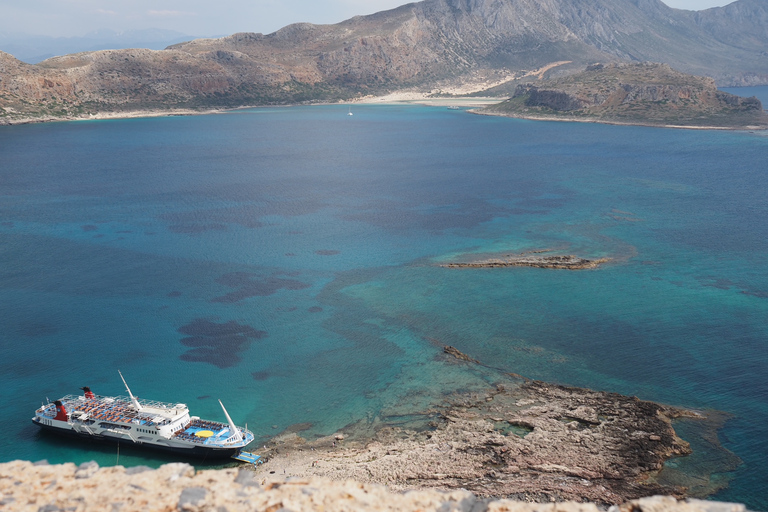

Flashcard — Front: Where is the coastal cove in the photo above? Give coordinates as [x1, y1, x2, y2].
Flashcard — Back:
[1, 99, 767, 509]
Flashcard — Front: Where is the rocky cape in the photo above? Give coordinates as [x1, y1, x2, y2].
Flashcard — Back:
[2, 0, 768, 124]
[236, 347, 738, 505]
[480, 63, 768, 129]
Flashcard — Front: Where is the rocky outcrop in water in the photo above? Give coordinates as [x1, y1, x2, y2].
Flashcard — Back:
[442, 254, 610, 269]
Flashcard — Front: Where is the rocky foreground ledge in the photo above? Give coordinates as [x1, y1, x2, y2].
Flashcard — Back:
[0, 460, 750, 512]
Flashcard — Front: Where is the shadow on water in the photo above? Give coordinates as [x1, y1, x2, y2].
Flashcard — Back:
[31, 427, 242, 470]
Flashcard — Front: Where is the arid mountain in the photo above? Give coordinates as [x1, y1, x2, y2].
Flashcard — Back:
[1, 0, 767, 123]
[481, 62, 768, 128]
[0, 29, 203, 64]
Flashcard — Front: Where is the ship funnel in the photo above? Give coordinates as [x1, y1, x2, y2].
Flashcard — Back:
[218, 399, 243, 444]
[118, 370, 143, 412]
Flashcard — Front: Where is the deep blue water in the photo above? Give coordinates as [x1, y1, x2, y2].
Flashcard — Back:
[1, 97, 767, 508]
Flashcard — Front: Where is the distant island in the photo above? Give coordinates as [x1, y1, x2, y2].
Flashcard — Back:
[479, 63, 768, 130]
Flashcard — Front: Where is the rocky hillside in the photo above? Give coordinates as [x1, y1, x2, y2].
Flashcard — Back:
[482, 62, 768, 128]
[2, 0, 768, 123]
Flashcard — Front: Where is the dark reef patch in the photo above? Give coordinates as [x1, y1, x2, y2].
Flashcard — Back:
[16, 320, 59, 337]
[159, 205, 265, 232]
[699, 277, 734, 290]
[167, 291, 182, 297]
[112, 350, 151, 366]
[177, 318, 267, 368]
[81, 225, 98, 232]
[741, 289, 768, 299]
[211, 272, 311, 303]
[168, 223, 227, 234]
[308, 306, 323, 313]
[1, 222, 14, 228]
[315, 250, 340, 256]
[251, 371, 271, 381]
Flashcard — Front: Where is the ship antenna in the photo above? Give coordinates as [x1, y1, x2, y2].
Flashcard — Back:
[218, 399, 243, 443]
[118, 370, 143, 412]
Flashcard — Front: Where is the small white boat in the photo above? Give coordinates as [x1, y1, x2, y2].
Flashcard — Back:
[32, 371, 254, 458]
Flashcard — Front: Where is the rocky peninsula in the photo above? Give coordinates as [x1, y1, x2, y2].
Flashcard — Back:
[237, 347, 735, 505]
[480, 63, 768, 130]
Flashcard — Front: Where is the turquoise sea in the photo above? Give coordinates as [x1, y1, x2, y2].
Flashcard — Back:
[1, 88, 767, 509]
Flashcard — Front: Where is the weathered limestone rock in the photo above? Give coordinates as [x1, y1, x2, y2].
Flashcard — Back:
[0, 460, 749, 512]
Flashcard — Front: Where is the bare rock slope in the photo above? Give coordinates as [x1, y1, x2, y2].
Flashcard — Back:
[482, 62, 768, 128]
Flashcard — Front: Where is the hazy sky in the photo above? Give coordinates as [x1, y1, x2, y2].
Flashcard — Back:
[0, 0, 736, 39]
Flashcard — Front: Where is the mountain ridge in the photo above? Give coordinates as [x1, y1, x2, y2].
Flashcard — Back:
[1, 0, 767, 124]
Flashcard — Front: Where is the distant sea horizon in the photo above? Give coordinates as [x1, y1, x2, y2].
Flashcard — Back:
[1, 89, 767, 509]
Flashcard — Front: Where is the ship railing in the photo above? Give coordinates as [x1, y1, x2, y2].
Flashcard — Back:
[61, 394, 187, 411]
[59, 394, 188, 425]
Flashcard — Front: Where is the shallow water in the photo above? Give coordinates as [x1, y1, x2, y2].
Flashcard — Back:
[1, 98, 767, 508]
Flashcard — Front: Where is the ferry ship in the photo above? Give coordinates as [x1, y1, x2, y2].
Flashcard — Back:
[32, 371, 255, 458]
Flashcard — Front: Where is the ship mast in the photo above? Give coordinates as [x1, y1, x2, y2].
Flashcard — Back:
[118, 370, 143, 412]
[218, 399, 243, 443]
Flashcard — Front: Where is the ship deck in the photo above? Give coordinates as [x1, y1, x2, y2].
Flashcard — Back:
[44, 395, 187, 426]
[172, 418, 232, 445]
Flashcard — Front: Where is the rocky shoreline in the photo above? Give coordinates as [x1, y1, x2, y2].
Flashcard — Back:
[239, 347, 730, 505]
[470, 108, 766, 131]
[440, 252, 610, 270]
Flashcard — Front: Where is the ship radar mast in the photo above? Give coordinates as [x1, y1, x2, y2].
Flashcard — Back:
[218, 399, 243, 443]
[118, 370, 143, 412]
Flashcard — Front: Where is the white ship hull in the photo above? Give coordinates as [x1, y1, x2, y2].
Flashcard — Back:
[32, 376, 255, 459]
